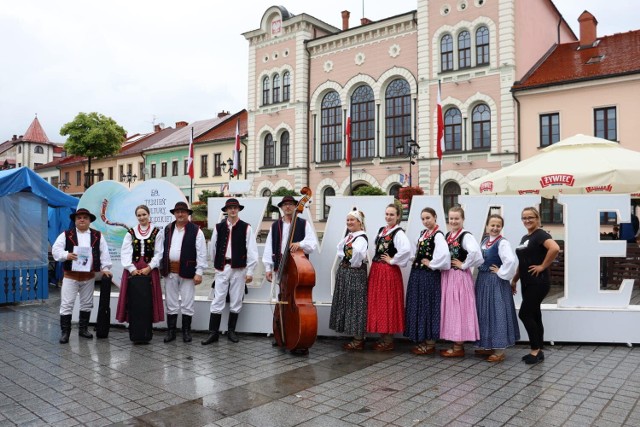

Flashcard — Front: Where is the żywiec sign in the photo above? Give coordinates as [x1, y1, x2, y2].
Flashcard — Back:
[97, 193, 639, 344]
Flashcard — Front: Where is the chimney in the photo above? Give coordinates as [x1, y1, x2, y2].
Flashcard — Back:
[154, 124, 162, 132]
[360, 17, 372, 26]
[341, 10, 350, 31]
[578, 11, 598, 47]
[175, 121, 188, 129]
[12, 135, 17, 141]
[217, 110, 230, 118]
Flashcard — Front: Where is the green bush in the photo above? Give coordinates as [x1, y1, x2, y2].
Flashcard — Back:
[353, 185, 385, 196]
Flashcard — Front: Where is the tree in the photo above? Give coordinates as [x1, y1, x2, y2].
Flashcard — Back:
[198, 190, 224, 203]
[353, 185, 385, 196]
[60, 112, 126, 188]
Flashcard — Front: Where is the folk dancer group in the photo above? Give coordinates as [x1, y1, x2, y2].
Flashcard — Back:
[53, 197, 558, 363]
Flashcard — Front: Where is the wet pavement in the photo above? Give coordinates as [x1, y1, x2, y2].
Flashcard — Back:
[2, 287, 640, 426]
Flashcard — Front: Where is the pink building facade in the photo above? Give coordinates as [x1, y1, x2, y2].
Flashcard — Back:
[243, 1, 575, 226]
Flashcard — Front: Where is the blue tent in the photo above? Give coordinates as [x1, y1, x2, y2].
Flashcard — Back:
[0, 167, 78, 302]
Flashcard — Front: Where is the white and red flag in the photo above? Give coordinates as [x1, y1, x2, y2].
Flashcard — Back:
[436, 82, 445, 159]
[233, 119, 241, 176]
[187, 128, 195, 179]
[345, 113, 352, 166]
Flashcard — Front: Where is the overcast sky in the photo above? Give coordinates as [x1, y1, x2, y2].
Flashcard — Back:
[1, 0, 636, 143]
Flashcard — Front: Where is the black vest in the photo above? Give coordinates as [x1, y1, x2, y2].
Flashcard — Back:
[372, 227, 402, 262]
[63, 228, 102, 272]
[447, 230, 470, 263]
[271, 217, 307, 272]
[129, 227, 160, 264]
[413, 229, 443, 270]
[160, 221, 200, 278]
[214, 219, 249, 271]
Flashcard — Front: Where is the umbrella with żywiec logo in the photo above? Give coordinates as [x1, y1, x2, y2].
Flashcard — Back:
[469, 134, 640, 197]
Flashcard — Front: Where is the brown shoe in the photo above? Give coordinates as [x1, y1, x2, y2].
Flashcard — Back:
[474, 349, 494, 356]
[372, 341, 394, 352]
[342, 340, 365, 351]
[411, 344, 436, 355]
[440, 348, 465, 358]
[487, 353, 506, 363]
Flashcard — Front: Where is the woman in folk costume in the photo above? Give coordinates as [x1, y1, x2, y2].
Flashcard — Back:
[116, 205, 165, 329]
[366, 202, 411, 351]
[329, 208, 369, 350]
[439, 206, 483, 357]
[474, 214, 520, 362]
[404, 207, 450, 355]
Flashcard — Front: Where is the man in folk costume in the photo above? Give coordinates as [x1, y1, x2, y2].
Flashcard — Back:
[263, 195, 317, 284]
[160, 201, 208, 343]
[52, 208, 112, 344]
[202, 198, 258, 345]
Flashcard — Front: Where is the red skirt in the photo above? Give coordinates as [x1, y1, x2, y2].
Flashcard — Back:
[366, 261, 405, 334]
[116, 259, 164, 324]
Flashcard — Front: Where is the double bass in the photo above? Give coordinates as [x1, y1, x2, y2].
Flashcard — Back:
[272, 187, 317, 353]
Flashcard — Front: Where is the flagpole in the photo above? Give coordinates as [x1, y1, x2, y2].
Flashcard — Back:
[437, 80, 443, 195]
[190, 127, 194, 203]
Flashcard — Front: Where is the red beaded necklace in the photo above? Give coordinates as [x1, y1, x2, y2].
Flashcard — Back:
[446, 228, 463, 244]
[485, 235, 502, 248]
[420, 225, 439, 241]
[138, 224, 152, 237]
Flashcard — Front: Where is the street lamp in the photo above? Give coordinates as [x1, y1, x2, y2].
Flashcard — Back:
[121, 171, 137, 188]
[396, 138, 420, 186]
[220, 157, 235, 179]
[58, 179, 70, 192]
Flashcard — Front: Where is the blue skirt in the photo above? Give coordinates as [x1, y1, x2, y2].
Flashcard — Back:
[404, 268, 441, 342]
[475, 271, 520, 349]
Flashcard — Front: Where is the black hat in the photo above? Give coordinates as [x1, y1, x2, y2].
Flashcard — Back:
[277, 195, 299, 208]
[221, 198, 244, 212]
[70, 208, 97, 222]
[170, 201, 193, 215]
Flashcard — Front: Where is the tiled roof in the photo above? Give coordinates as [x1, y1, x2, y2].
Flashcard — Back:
[120, 127, 179, 156]
[148, 116, 232, 151]
[196, 110, 248, 142]
[513, 30, 640, 90]
[22, 117, 50, 143]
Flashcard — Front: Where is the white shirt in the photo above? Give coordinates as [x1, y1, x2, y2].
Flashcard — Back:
[209, 219, 259, 276]
[378, 225, 411, 268]
[120, 225, 164, 273]
[337, 230, 368, 268]
[52, 227, 112, 271]
[168, 223, 208, 276]
[482, 237, 518, 281]
[262, 218, 317, 273]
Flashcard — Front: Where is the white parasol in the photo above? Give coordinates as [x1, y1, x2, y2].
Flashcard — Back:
[469, 134, 640, 197]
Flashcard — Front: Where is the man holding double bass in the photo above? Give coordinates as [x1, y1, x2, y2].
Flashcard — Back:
[263, 193, 318, 354]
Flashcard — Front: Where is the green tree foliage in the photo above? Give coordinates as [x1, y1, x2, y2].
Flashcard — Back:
[60, 112, 126, 187]
[198, 190, 224, 203]
[353, 185, 385, 196]
[266, 187, 299, 216]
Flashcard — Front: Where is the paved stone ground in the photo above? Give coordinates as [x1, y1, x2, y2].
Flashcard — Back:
[2, 287, 640, 426]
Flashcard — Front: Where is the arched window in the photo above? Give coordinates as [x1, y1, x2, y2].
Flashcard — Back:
[458, 31, 471, 68]
[441, 34, 453, 71]
[262, 189, 273, 219]
[323, 187, 335, 220]
[320, 91, 342, 162]
[444, 108, 462, 151]
[476, 26, 490, 65]
[282, 71, 291, 101]
[385, 79, 411, 157]
[472, 104, 491, 149]
[280, 131, 289, 166]
[389, 184, 402, 199]
[34, 145, 44, 154]
[272, 74, 280, 103]
[262, 76, 270, 105]
[263, 134, 275, 167]
[443, 181, 461, 215]
[350, 85, 375, 160]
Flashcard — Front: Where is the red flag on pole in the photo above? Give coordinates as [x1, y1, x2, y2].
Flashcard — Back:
[187, 128, 195, 179]
[233, 119, 240, 176]
[436, 82, 445, 159]
[345, 114, 352, 166]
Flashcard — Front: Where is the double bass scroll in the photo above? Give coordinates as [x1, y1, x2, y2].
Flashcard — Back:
[272, 187, 318, 352]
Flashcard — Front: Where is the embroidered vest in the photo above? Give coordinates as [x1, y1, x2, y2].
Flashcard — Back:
[478, 237, 503, 272]
[62, 228, 102, 272]
[343, 234, 368, 264]
[129, 227, 160, 264]
[447, 231, 470, 263]
[372, 227, 402, 262]
[413, 229, 443, 270]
